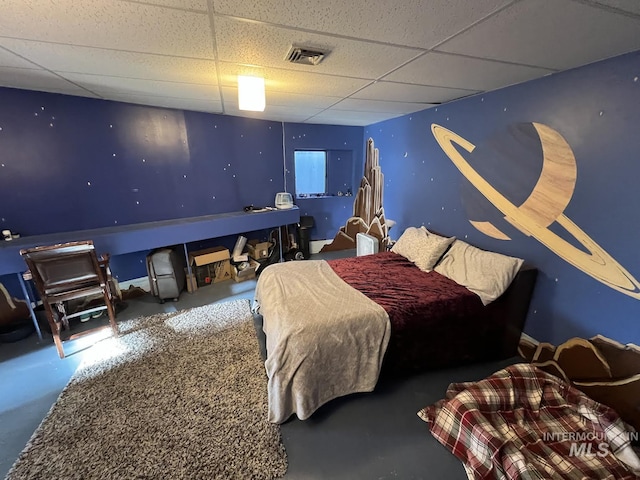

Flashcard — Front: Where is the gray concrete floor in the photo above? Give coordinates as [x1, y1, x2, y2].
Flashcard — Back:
[0, 253, 517, 479]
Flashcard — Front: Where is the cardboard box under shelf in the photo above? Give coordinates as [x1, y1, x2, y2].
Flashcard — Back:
[247, 240, 271, 260]
[232, 260, 259, 283]
[189, 246, 231, 286]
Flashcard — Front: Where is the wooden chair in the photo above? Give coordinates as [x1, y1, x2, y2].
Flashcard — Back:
[20, 240, 119, 358]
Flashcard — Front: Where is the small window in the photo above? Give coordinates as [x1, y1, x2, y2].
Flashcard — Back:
[294, 150, 327, 197]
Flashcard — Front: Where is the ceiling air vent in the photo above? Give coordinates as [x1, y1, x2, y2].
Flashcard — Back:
[285, 46, 327, 66]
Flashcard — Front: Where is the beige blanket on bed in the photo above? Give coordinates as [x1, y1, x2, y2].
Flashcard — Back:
[254, 260, 390, 424]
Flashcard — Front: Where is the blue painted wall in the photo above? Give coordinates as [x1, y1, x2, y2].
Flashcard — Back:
[283, 123, 364, 241]
[0, 88, 363, 289]
[366, 50, 640, 346]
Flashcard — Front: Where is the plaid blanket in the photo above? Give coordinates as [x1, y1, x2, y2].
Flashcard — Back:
[419, 363, 640, 479]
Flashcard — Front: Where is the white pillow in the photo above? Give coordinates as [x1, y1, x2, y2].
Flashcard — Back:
[434, 240, 524, 305]
[391, 227, 455, 272]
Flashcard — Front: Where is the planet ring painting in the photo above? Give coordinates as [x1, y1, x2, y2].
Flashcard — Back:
[431, 123, 640, 300]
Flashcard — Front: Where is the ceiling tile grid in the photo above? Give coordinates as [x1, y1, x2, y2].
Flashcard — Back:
[0, 0, 638, 125]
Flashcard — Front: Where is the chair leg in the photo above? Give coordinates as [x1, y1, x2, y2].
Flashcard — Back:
[44, 302, 65, 359]
[103, 290, 119, 337]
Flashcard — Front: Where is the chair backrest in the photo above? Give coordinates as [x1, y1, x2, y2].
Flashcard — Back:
[20, 241, 105, 296]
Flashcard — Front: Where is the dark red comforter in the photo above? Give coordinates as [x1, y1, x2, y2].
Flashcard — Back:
[327, 251, 508, 375]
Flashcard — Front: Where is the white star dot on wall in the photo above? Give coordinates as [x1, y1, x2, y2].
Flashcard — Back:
[446, 117, 449, 121]
[142, 158, 146, 163]
[441, 206, 445, 210]
[114, 220, 118, 224]
[409, 117, 412, 120]
[503, 107, 507, 112]
[227, 163, 230, 167]
[241, 134, 244, 138]
[1, 164, 4, 167]
[233, 174, 236, 178]
[404, 152, 408, 157]
[555, 278, 559, 282]
[136, 201, 139, 205]
[183, 174, 187, 178]
[34, 113, 38, 117]
[49, 123, 54, 127]
[212, 196, 216, 199]
[87, 181, 91, 186]
[112, 153, 116, 157]
[0, 127, 3, 131]
[430, 178, 434, 181]
[41, 106, 45, 111]
[599, 111, 604, 116]
[270, 179, 273, 182]
[1, 218, 4, 222]
[464, 235, 468, 239]
[634, 77, 638, 82]
[481, 98, 484, 102]
[109, 124, 113, 128]
[435, 108, 438, 112]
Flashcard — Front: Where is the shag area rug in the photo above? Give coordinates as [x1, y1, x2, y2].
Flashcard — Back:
[6, 299, 287, 480]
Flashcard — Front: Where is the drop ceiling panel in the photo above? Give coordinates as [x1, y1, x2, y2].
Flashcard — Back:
[224, 104, 322, 123]
[384, 52, 555, 91]
[354, 81, 476, 103]
[136, 0, 208, 11]
[0, 0, 214, 58]
[107, 94, 222, 114]
[0, 47, 39, 69]
[263, 91, 342, 109]
[217, 62, 371, 97]
[306, 109, 401, 126]
[437, 0, 640, 69]
[331, 98, 432, 115]
[212, 0, 512, 49]
[63, 74, 222, 101]
[0, 0, 639, 127]
[214, 16, 422, 79]
[591, 0, 640, 15]
[0, 39, 219, 85]
[0, 66, 97, 96]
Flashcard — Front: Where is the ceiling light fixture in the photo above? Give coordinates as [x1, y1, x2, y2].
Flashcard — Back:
[238, 75, 265, 112]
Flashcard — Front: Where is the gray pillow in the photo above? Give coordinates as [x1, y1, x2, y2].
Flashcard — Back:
[391, 227, 455, 272]
[434, 240, 524, 305]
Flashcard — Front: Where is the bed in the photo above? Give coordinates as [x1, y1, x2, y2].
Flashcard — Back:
[253, 228, 537, 424]
[420, 363, 640, 479]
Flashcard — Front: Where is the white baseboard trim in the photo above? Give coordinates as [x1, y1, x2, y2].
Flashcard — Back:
[310, 240, 332, 255]
[117, 276, 150, 292]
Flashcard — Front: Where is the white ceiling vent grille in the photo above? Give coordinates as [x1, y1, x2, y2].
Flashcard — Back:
[284, 46, 327, 65]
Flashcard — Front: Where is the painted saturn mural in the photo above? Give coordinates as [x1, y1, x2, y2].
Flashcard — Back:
[431, 123, 640, 300]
